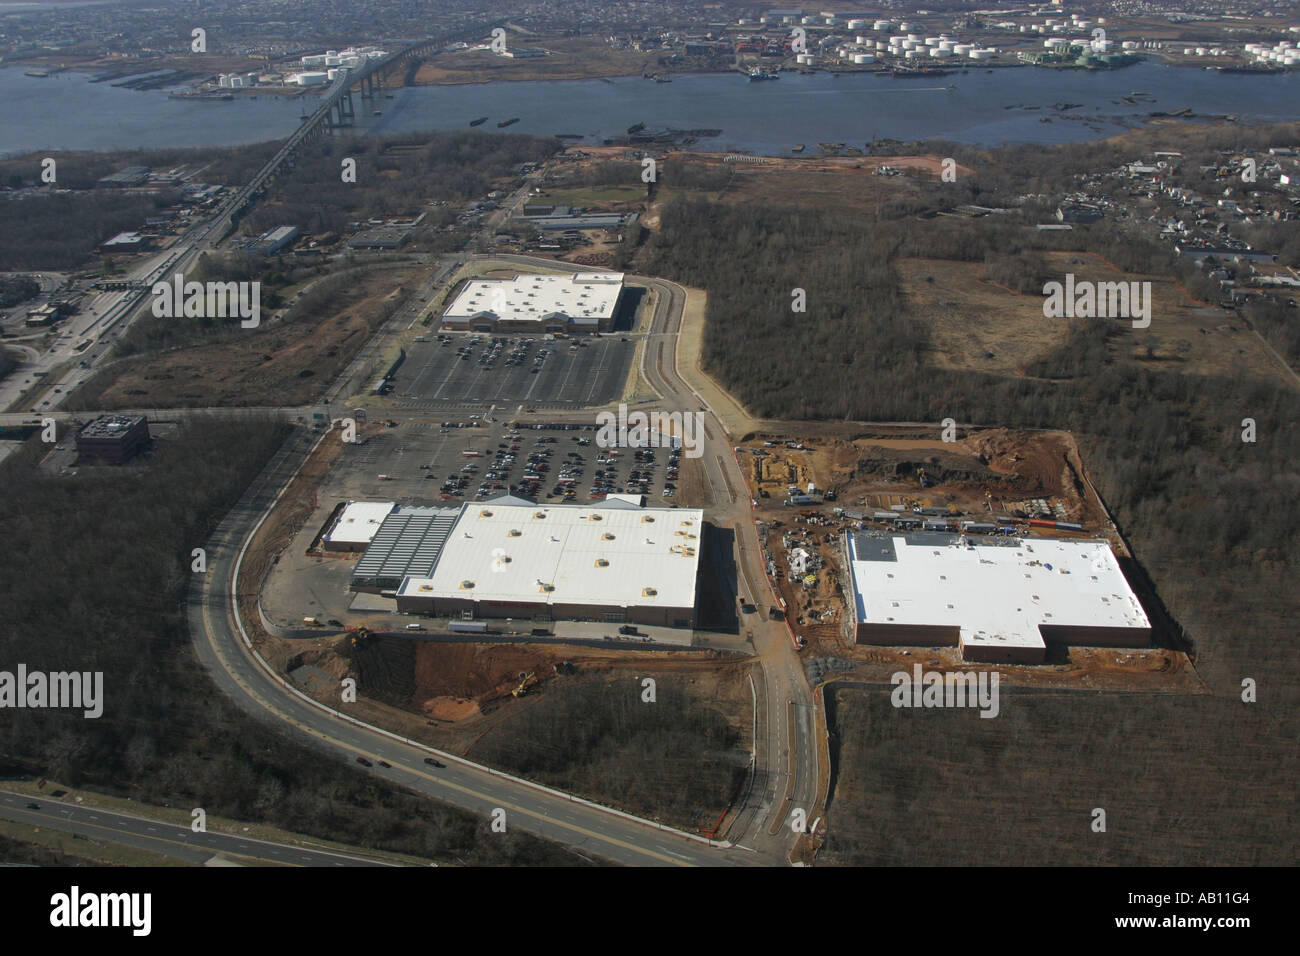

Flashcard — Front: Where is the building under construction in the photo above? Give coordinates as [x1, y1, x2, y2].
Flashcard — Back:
[842, 531, 1151, 664]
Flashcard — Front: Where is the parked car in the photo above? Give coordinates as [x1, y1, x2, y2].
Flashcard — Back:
[424, 757, 445, 768]
[355, 756, 373, 767]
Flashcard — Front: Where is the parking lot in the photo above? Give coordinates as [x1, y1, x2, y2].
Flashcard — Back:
[390, 333, 637, 410]
[336, 417, 683, 506]
[261, 415, 692, 627]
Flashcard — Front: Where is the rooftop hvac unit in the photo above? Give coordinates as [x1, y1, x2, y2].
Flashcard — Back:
[461, 580, 475, 589]
[534, 511, 546, 519]
[538, 583, 555, 593]
[418, 584, 433, 591]
[602, 532, 615, 540]
[480, 510, 493, 517]
[642, 587, 657, 597]
[590, 514, 602, 521]
[508, 529, 521, 537]
[595, 559, 609, 567]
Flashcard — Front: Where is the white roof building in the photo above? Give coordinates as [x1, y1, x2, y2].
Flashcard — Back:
[844, 533, 1151, 663]
[441, 272, 624, 332]
[324, 501, 394, 550]
[396, 498, 702, 627]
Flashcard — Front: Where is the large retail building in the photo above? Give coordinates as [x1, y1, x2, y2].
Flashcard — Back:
[842, 531, 1151, 664]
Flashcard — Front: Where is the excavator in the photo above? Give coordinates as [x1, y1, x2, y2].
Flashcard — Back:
[347, 625, 372, 648]
[512, 672, 537, 698]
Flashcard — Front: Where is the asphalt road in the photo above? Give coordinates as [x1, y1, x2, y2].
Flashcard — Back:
[0, 790, 394, 867]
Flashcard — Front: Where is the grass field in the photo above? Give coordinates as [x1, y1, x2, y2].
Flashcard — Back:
[536, 184, 647, 207]
[415, 37, 649, 86]
[71, 266, 421, 409]
[897, 252, 1293, 386]
[822, 682, 1293, 866]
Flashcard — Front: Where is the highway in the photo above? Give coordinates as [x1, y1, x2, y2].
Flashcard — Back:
[0, 790, 395, 866]
[0, 25, 490, 428]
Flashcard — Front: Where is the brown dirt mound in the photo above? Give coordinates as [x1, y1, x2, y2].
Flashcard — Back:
[422, 696, 481, 721]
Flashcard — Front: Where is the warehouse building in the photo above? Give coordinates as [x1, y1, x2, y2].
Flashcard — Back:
[843, 532, 1150, 664]
[515, 205, 635, 231]
[440, 272, 624, 333]
[394, 496, 702, 628]
[96, 166, 151, 188]
[323, 500, 395, 552]
[350, 506, 461, 591]
[347, 225, 412, 250]
[254, 225, 300, 256]
[75, 415, 150, 464]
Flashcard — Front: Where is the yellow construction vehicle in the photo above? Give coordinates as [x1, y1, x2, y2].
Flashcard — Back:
[512, 672, 537, 698]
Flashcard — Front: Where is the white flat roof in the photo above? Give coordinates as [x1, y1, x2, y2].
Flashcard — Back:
[847, 534, 1150, 649]
[443, 273, 624, 326]
[399, 501, 703, 610]
[326, 500, 395, 546]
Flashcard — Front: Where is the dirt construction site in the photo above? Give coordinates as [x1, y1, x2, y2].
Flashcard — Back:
[732, 422, 1205, 695]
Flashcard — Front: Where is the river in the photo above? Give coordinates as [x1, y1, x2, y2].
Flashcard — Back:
[3, 60, 1298, 158]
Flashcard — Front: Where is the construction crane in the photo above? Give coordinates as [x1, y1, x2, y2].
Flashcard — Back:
[512, 672, 537, 698]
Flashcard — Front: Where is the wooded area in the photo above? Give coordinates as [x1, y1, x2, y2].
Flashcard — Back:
[236, 130, 560, 239]
[0, 421, 573, 865]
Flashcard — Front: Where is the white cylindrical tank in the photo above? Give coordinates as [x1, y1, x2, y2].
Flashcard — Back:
[953, 44, 973, 55]
[848, 19, 867, 30]
[874, 20, 891, 31]
[970, 48, 993, 60]
[853, 54, 874, 64]
[904, 49, 917, 59]
[930, 47, 952, 58]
